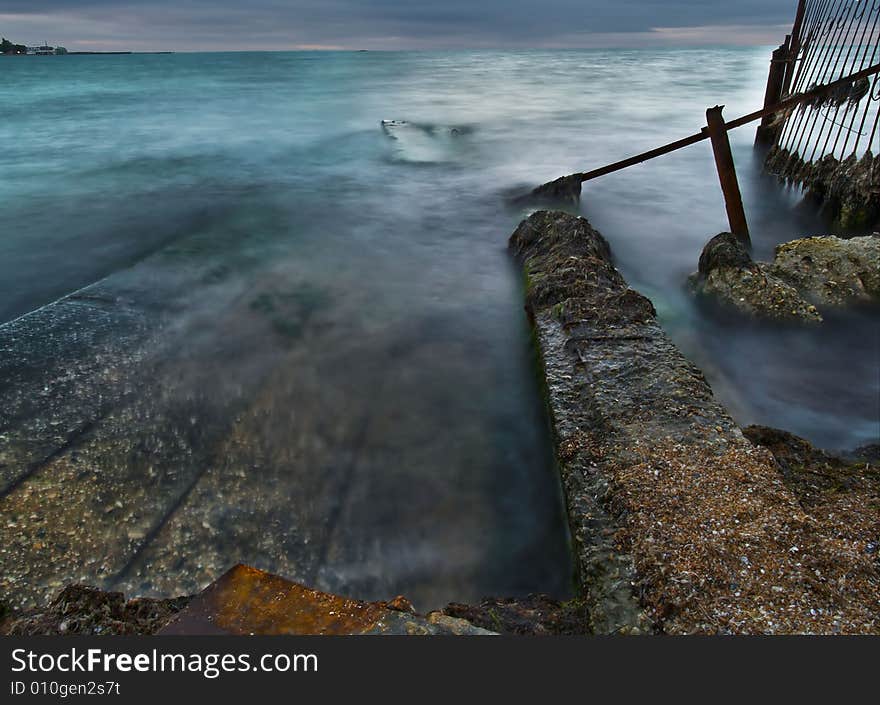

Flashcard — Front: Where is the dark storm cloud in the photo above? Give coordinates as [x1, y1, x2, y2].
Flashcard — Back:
[1, 1, 801, 50]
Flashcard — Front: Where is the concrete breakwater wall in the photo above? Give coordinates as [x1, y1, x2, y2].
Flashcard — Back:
[509, 211, 879, 634]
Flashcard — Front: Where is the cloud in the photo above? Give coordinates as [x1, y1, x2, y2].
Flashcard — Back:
[0, 1, 802, 50]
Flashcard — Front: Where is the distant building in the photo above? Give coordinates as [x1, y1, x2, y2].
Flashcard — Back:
[26, 45, 55, 55]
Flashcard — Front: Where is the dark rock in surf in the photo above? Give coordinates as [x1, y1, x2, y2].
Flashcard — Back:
[512, 174, 583, 208]
[690, 232, 879, 321]
[698, 231, 752, 273]
[689, 232, 822, 323]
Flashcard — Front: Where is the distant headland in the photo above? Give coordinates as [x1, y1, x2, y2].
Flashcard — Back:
[2, 38, 67, 55]
[1, 37, 172, 56]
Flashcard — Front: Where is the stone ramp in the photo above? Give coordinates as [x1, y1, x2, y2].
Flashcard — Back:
[510, 210, 880, 634]
[0, 220, 570, 613]
[0, 287, 150, 495]
[0, 262, 294, 611]
[0, 267, 401, 610]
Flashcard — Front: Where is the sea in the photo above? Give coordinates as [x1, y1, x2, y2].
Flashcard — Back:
[1, 48, 877, 608]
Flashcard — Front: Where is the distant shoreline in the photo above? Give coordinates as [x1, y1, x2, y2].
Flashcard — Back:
[71, 51, 174, 55]
[2, 51, 174, 56]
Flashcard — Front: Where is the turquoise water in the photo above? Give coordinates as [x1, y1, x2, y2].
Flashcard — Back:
[0, 49, 877, 606]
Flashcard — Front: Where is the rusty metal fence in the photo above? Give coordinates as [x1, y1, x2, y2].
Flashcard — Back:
[528, 0, 880, 237]
[763, 0, 880, 226]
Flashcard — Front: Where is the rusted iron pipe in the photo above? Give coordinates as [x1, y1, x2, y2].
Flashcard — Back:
[575, 131, 708, 182]
[756, 41, 791, 145]
[706, 106, 751, 246]
[723, 61, 880, 129]
[782, 0, 808, 96]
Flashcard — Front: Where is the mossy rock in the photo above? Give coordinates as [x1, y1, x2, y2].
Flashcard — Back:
[690, 232, 822, 324]
[769, 234, 880, 307]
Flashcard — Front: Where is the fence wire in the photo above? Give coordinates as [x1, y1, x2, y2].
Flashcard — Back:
[766, 0, 880, 222]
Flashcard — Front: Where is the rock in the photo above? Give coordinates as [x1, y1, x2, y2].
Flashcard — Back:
[768, 234, 880, 308]
[689, 232, 822, 323]
[690, 232, 880, 322]
[846, 444, 880, 463]
[512, 174, 583, 207]
[441, 594, 590, 635]
[159, 565, 495, 636]
[766, 147, 880, 229]
[697, 232, 753, 273]
[743, 425, 839, 481]
[384, 595, 416, 613]
[2, 584, 191, 635]
[3, 566, 498, 636]
[380, 119, 468, 163]
[509, 210, 655, 326]
[425, 612, 497, 635]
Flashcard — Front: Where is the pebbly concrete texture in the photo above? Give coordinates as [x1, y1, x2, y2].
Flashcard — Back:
[509, 210, 880, 634]
[0, 214, 571, 614]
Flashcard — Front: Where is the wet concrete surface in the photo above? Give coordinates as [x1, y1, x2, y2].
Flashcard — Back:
[0, 225, 572, 612]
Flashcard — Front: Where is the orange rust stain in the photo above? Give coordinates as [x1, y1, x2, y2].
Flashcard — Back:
[191, 565, 385, 635]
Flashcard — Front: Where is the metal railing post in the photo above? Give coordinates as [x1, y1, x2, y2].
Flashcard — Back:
[756, 40, 791, 146]
[706, 106, 751, 247]
[781, 0, 808, 97]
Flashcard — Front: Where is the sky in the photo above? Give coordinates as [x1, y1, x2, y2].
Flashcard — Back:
[0, 1, 801, 51]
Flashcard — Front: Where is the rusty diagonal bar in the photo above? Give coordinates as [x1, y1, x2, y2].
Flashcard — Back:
[571, 60, 880, 184]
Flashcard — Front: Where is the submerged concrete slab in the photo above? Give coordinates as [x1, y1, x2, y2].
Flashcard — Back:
[1, 216, 571, 613]
[509, 210, 880, 635]
[159, 565, 494, 635]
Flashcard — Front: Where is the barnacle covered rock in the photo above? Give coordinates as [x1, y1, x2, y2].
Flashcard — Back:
[765, 147, 880, 228]
[769, 234, 880, 308]
[689, 232, 823, 323]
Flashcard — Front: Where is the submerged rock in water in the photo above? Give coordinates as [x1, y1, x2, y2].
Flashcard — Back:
[380, 119, 468, 163]
[768, 235, 880, 308]
[689, 232, 822, 323]
[512, 174, 583, 208]
[690, 232, 880, 322]
[440, 594, 590, 635]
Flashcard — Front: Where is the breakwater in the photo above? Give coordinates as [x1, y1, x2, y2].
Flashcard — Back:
[510, 210, 879, 634]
